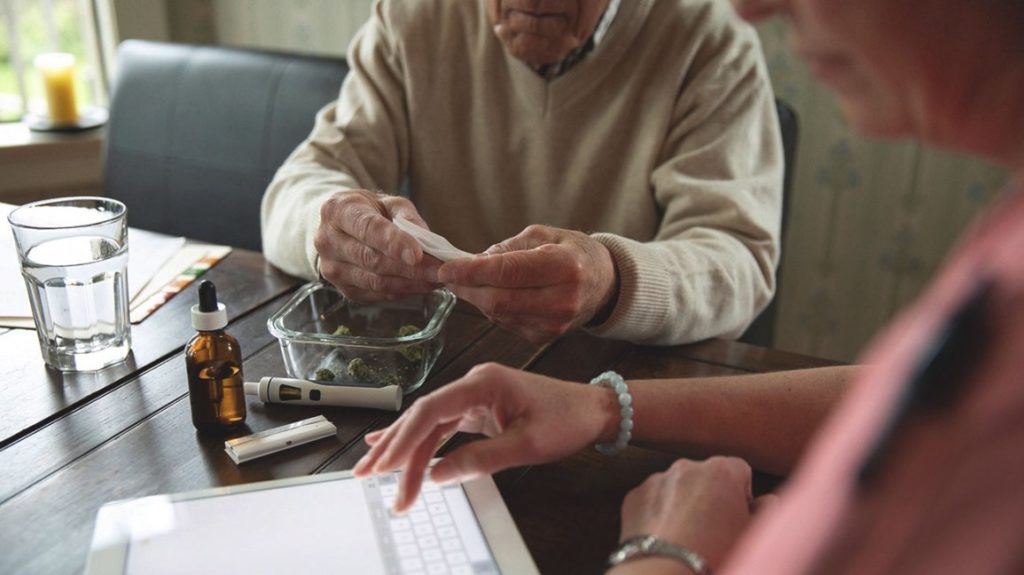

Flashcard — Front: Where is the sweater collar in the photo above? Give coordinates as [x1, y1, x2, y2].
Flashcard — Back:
[533, 0, 622, 80]
[506, 0, 653, 115]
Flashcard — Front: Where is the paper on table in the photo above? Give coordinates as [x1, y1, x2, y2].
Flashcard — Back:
[0, 202, 185, 327]
[128, 243, 232, 324]
[392, 216, 474, 262]
[126, 229, 188, 300]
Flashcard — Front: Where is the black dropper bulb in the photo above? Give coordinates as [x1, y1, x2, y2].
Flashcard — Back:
[198, 280, 218, 312]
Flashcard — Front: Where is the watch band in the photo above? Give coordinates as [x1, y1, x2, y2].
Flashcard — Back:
[608, 534, 711, 574]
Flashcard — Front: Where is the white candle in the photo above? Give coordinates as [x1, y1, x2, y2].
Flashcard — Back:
[34, 52, 79, 124]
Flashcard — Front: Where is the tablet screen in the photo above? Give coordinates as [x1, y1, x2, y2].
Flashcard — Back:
[121, 472, 499, 575]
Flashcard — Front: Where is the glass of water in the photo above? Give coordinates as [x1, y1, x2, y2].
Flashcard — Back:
[7, 197, 131, 371]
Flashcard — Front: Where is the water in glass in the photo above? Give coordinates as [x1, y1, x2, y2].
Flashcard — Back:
[9, 198, 131, 371]
[22, 235, 130, 370]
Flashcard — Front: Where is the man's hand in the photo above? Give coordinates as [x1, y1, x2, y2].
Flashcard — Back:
[612, 457, 779, 574]
[438, 225, 619, 344]
[315, 190, 441, 301]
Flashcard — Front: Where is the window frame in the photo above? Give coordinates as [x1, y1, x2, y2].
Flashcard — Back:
[0, 0, 114, 124]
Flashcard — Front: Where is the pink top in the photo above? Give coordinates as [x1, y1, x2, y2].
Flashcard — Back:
[724, 182, 1024, 574]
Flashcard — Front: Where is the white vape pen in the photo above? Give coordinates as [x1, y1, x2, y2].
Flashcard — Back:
[244, 376, 403, 411]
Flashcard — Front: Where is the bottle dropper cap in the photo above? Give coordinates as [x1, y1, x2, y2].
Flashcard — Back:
[192, 280, 228, 331]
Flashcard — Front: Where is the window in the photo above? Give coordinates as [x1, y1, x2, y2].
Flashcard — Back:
[0, 0, 106, 123]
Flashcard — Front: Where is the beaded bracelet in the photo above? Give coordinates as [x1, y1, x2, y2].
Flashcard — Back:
[589, 371, 633, 456]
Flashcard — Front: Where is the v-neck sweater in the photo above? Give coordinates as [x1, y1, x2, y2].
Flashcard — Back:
[262, 0, 783, 345]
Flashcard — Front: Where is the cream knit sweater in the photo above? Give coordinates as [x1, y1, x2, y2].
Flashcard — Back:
[261, 0, 783, 345]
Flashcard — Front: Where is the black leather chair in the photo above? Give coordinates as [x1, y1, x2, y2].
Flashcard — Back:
[104, 40, 349, 250]
[740, 99, 799, 347]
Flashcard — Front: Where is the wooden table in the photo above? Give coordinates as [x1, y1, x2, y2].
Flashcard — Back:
[0, 249, 838, 574]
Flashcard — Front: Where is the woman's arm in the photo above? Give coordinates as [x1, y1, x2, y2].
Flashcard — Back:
[621, 365, 857, 476]
[355, 363, 857, 509]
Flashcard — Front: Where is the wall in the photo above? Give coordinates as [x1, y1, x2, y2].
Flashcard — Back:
[111, 0, 170, 41]
[213, 0, 372, 58]
[111, 0, 220, 47]
[166, 0, 218, 46]
[755, 19, 1006, 360]
[207, 2, 1009, 362]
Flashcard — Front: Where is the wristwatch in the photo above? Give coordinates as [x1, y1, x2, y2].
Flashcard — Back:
[608, 534, 711, 574]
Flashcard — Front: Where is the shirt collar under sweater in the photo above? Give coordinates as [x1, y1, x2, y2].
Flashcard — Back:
[533, 0, 621, 80]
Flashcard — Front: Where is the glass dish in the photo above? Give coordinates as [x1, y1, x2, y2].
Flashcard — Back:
[267, 282, 456, 395]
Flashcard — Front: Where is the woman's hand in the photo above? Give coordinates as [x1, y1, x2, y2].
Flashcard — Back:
[613, 456, 778, 574]
[353, 362, 619, 512]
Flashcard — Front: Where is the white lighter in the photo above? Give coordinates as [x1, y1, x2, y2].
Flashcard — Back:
[244, 376, 403, 411]
[224, 415, 338, 464]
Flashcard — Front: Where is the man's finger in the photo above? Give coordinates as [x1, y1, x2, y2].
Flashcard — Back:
[329, 201, 422, 265]
[438, 248, 575, 287]
[335, 231, 439, 282]
[484, 226, 555, 255]
[325, 262, 438, 295]
[447, 283, 582, 320]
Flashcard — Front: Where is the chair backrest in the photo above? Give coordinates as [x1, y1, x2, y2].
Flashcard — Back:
[104, 40, 349, 250]
[740, 99, 799, 347]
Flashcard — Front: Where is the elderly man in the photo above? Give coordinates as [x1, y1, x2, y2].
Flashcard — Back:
[261, 0, 783, 345]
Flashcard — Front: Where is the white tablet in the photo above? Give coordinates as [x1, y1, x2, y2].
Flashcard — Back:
[85, 468, 538, 575]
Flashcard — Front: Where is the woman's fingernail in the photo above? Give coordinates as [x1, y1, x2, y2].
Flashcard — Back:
[402, 248, 417, 266]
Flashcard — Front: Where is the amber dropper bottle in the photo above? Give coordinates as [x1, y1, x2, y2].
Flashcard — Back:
[185, 280, 246, 433]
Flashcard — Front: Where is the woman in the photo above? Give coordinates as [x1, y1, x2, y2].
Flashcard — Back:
[356, 0, 1024, 572]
